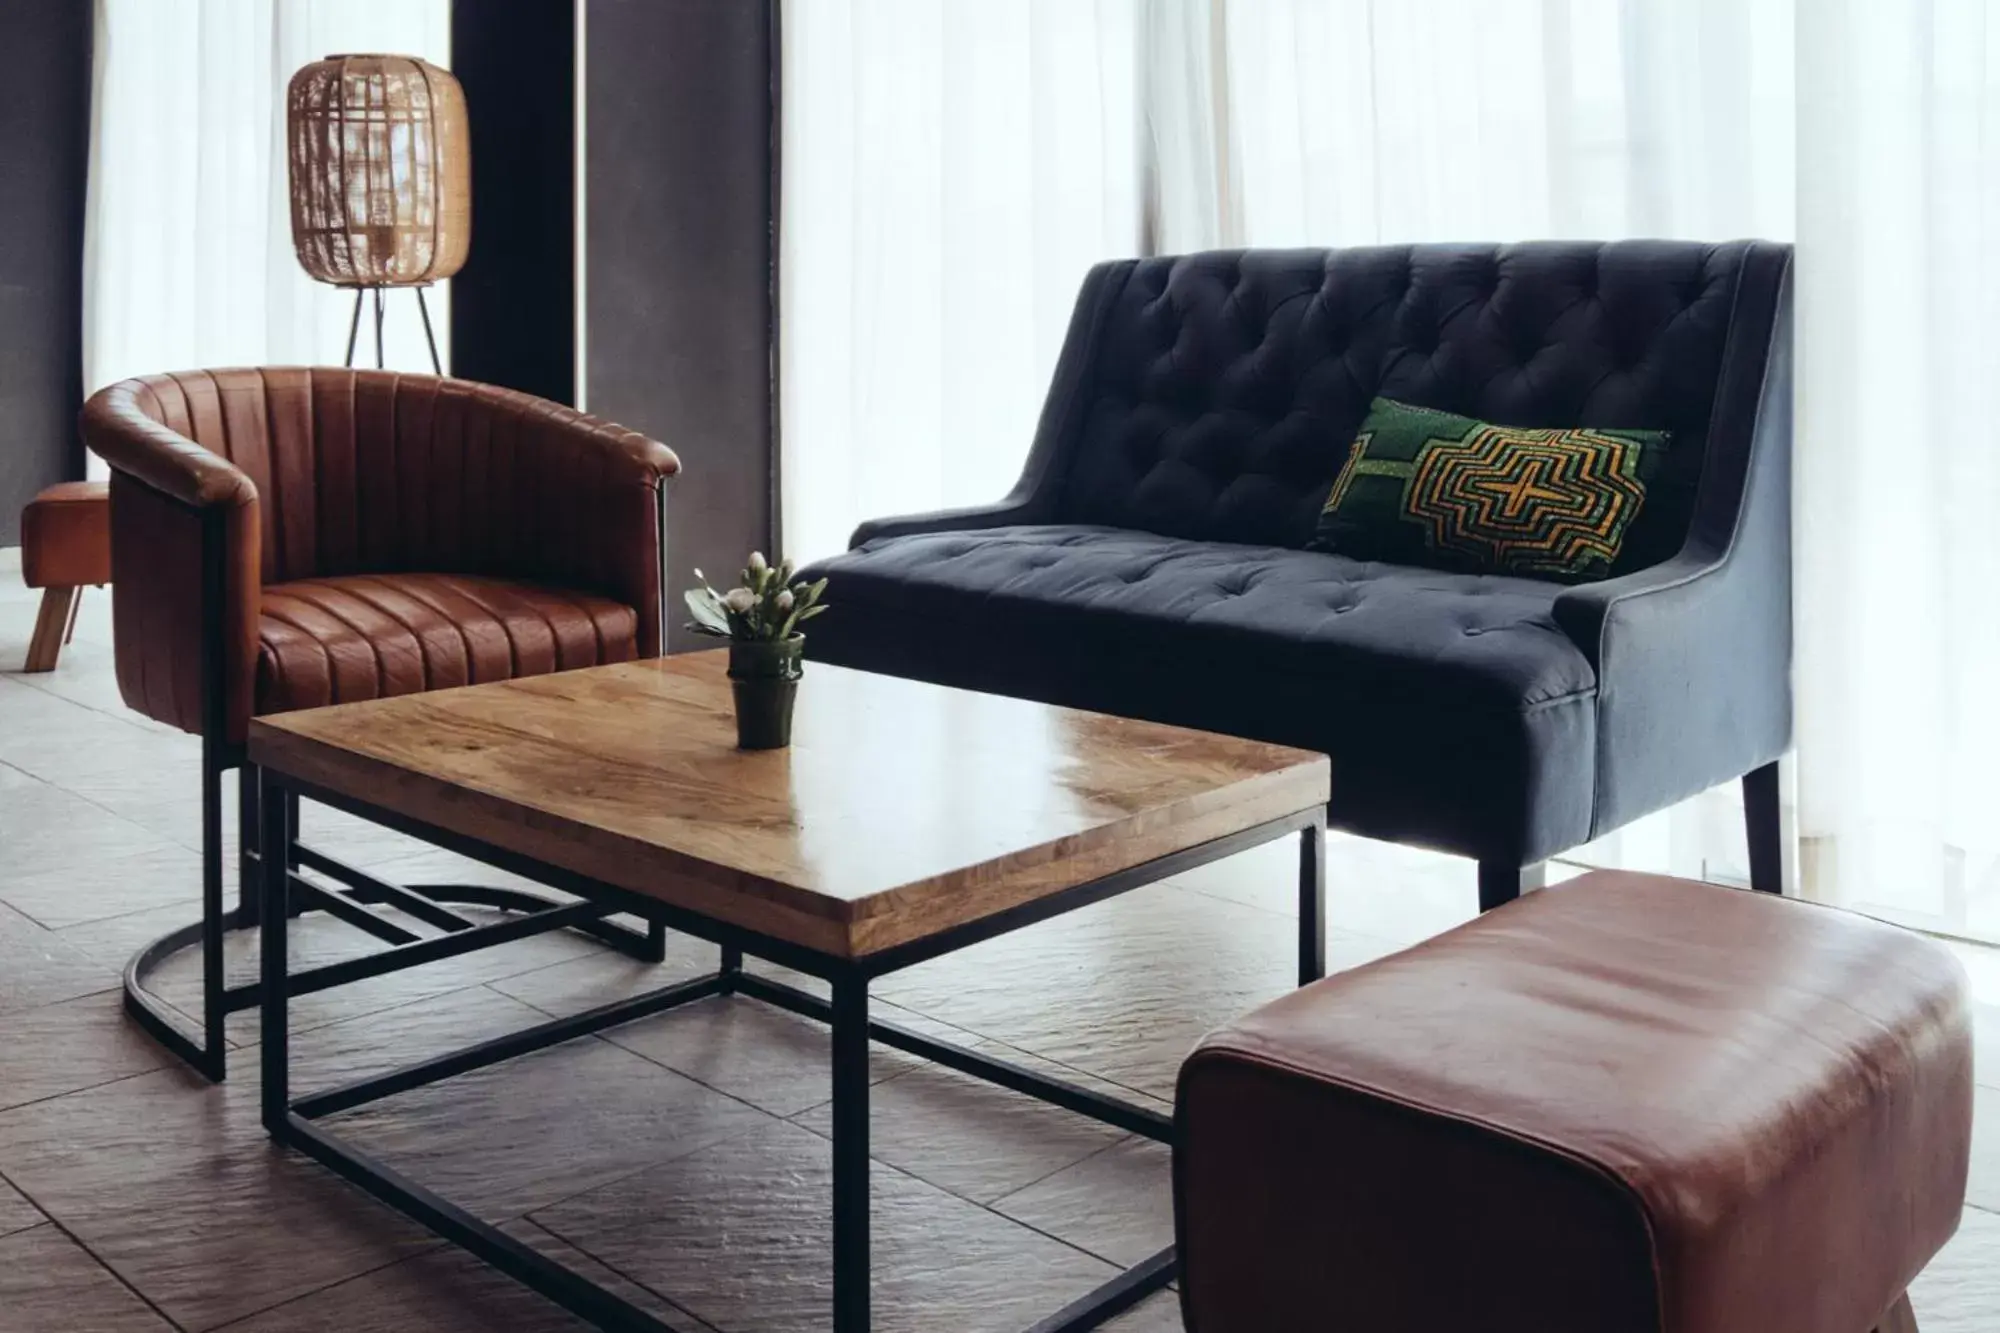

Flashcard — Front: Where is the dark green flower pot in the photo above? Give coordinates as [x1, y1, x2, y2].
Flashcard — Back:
[727, 636, 803, 750]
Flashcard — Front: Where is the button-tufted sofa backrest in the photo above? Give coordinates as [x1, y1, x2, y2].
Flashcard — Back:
[1051, 242, 1772, 574]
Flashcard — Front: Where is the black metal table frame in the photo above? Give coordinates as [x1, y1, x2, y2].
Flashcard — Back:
[257, 766, 1328, 1333]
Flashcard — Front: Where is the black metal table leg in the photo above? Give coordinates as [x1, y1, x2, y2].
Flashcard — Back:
[238, 763, 261, 927]
[832, 972, 871, 1333]
[260, 767, 292, 1136]
[1299, 817, 1326, 986]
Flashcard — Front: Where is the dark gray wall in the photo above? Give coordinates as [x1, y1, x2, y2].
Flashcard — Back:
[0, 5, 92, 544]
[584, 0, 774, 650]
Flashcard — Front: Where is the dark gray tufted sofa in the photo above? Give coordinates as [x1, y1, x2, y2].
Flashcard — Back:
[801, 242, 1793, 908]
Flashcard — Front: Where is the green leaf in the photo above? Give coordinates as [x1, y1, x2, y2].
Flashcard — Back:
[684, 587, 731, 635]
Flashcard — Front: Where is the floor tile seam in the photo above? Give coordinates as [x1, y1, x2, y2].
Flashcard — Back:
[0, 980, 123, 1022]
[517, 1114, 796, 1235]
[188, 1239, 451, 1332]
[244, 975, 580, 1057]
[0, 1063, 171, 1120]
[765, 1021, 1175, 1136]
[6, 885, 204, 935]
[774, 1099, 1123, 1214]
[15, 1207, 190, 1331]
[6, 673, 163, 731]
[842, 988, 1181, 1111]
[524, 1141, 1127, 1330]
[387, 1080, 790, 1223]
[984, 1134, 1145, 1217]
[1, 757, 208, 857]
[503, 1215, 723, 1333]
[966, 1196, 1136, 1275]
[1163, 877, 1417, 948]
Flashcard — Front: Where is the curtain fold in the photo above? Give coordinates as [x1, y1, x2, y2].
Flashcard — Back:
[779, 0, 1142, 563]
[84, 0, 450, 406]
[1795, 0, 2000, 938]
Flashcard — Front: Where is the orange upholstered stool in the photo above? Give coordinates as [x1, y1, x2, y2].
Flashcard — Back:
[1175, 871, 1973, 1333]
[19, 480, 111, 671]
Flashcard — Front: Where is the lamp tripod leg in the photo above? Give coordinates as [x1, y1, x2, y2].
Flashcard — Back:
[416, 287, 442, 376]
[372, 287, 386, 370]
[343, 288, 364, 368]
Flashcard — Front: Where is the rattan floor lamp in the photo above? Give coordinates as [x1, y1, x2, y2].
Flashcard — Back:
[287, 54, 469, 373]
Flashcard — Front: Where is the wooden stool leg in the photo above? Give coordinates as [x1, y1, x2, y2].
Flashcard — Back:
[25, 586, 79, 672]
[63, 586, 83, 644]
[1874, 1292, 1918, 1333]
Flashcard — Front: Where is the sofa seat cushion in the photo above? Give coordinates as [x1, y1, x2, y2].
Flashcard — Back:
[804, 526, 1599, 862]
[256, 573, 638, 716]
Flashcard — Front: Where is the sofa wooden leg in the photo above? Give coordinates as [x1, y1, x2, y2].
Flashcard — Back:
[1874, 1291, 1917, 1333]
[1743, 760, 1783, 895]
[24, 586, 79, 672]
[1477, 861, 1521, 913]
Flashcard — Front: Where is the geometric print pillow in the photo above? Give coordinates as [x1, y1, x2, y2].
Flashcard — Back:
[1310, 397, 1668, 584]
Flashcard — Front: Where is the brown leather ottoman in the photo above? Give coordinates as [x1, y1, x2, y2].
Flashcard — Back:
[19, 479, 110, 671]
[1175, 870, 1973, 1333]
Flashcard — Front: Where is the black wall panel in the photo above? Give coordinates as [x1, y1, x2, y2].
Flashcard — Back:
[450, 0, 577, 405]
[0, 5, 91, 543]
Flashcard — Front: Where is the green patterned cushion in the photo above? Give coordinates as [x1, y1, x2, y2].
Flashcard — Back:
[1311, 398, 1667, 583]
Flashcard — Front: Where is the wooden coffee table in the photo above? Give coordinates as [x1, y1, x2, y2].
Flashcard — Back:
[249, 652, 1330, 1333]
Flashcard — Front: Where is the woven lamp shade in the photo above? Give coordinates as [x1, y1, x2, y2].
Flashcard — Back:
[287, 54, 470, 288]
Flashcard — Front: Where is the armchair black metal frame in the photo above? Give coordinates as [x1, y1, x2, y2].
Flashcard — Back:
[121, 490, 671, 1085]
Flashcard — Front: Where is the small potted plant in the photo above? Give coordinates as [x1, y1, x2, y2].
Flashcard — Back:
[685, 553, 828, 749]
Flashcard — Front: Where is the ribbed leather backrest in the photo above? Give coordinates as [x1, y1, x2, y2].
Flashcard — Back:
[122, 368, 632, 587]
[1055, 241, 1765, 571]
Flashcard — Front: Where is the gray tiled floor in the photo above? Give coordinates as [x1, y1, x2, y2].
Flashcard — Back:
[1, 570, 1996, 1331]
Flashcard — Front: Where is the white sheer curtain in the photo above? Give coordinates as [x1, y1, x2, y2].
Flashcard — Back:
[781, 0, 2000, 934]
[1213, 0, 1796, 891]
[1795, 0, 2000, 939]
[779, 0, 1141, 563]
[85, 0, 450, 403]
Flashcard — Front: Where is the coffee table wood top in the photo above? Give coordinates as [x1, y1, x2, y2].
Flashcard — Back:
[248, 652, 1329, 959]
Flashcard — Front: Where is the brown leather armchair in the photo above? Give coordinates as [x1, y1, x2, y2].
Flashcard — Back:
[83, 368, 682, 1080]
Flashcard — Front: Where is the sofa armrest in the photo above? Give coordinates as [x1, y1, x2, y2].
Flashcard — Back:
[1550, 552, 1723, 673]
[1548, 248, 1793, 839]
[850, 496, 1050, 547]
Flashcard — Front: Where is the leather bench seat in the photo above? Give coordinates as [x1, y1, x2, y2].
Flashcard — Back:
[21, 480, 111, 590]
[1175, 870, 1974, 1333]
[809, 524, 1598, 863]
[256, 573, 639, 714]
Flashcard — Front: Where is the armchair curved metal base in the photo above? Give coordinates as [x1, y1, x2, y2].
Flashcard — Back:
[126, 855, 669, 1084]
